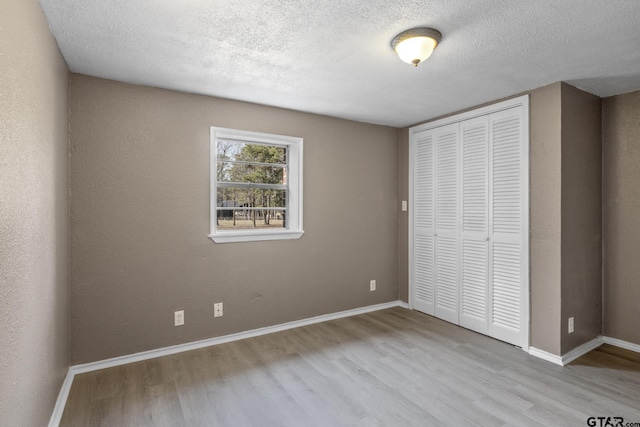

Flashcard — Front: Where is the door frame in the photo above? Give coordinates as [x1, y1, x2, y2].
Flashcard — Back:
[409, 95, 530, 352]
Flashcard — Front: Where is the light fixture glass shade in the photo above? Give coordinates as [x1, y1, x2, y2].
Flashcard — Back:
[394, 37, 437, 65]
[391, 28, 442, 67]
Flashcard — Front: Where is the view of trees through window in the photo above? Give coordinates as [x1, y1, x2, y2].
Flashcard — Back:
[216, 140, 288, 230]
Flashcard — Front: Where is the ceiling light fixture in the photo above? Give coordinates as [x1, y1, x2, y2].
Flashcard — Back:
[391, 27, 442, 67]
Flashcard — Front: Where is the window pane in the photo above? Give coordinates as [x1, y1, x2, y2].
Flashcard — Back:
[217, 162, 286, 185]
[217, 140, 286, 164]
[217, 188, 286, 208]
[216, 188, 287, 230]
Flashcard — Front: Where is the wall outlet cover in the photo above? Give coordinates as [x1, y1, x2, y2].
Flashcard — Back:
[174, 310, 184, 326]
[214, 302, 223, 318]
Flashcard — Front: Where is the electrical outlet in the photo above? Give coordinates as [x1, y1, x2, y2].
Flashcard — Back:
[370, 280, 376, 292]
[568, 317, 574, 334]
[401, 201, 408, 211]
[214, 302, 223, 318]
[174, 310, 184, 326]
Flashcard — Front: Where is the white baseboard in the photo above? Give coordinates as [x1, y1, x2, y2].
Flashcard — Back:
[561, 336, 604, 365]
[529, 337, 604, 366]
[48, 369, 74, 427]
[528, 347, 564, 366]
[602, 336, 640, 353]
[529, 335, 640, 366]
[49, 300, 407, 426]
[70, 300, 406, 375]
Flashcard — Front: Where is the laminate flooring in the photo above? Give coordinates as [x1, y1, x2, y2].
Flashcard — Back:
[60, 308, 640, 426]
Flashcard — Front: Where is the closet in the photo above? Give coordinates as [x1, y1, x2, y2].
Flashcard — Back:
[409, 96, 529, 349]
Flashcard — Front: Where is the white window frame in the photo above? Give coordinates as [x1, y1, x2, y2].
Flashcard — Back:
[209, 127, 304, 243]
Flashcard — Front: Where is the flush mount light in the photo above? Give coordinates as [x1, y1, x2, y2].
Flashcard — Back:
[391, 27, 442, 67]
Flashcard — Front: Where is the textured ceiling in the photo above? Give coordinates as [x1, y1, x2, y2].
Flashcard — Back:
[39, 0, 640, 127]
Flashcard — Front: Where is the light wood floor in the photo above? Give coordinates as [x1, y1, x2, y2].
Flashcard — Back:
[60, 308, 640, 426]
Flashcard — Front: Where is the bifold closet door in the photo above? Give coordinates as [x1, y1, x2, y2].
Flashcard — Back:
[458, 107, 526, 346]
[434, 124, 459, 324]
[488, 107, 526, 346]
[411, 122, 460, 323]
[412, 131, 436, 315]
[411, 98, 528, 349]
[459, 116, 490, 335]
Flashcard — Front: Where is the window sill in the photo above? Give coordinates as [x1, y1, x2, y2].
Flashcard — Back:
[209, 230, 304, 244]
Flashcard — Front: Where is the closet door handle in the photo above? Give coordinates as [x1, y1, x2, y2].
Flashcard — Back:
[434, 233, 438, 237]
[485, 236, 490, 241]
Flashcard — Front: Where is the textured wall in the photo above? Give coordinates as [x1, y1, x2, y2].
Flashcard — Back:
[603, 90, 640, 346]
[69, 75, 399, 364]
[529, 83, 563, 355]
[560, 83, 602, 354]
[0, 1, 69, 426]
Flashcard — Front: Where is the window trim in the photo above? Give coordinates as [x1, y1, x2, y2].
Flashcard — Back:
[209, 127, 304, 243]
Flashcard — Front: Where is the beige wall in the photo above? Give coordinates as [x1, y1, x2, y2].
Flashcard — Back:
[560, 83, 602, 354]
[603, 90, 640, 346]
[69, 75, 400, 364]
[529, 83, 563, 355]
[0, 1, 70, 426]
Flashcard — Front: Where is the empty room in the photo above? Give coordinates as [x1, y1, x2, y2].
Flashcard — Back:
[2, 0, 640, 426]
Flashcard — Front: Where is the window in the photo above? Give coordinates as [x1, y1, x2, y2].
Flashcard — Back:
[209, 127, 303, 243]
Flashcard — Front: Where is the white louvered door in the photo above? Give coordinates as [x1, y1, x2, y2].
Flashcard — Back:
[410, 96, 529, 351]
[459, 116, 490, 335]
[412, 131, 436, 315]
[488, 107, 526, 346]
[434, 124, 460, 324]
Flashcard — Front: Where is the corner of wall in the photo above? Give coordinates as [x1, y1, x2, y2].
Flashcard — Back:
[558, 83, 603, 355]
[601, 90, 640, 346]
[0, 1, 71, 425]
